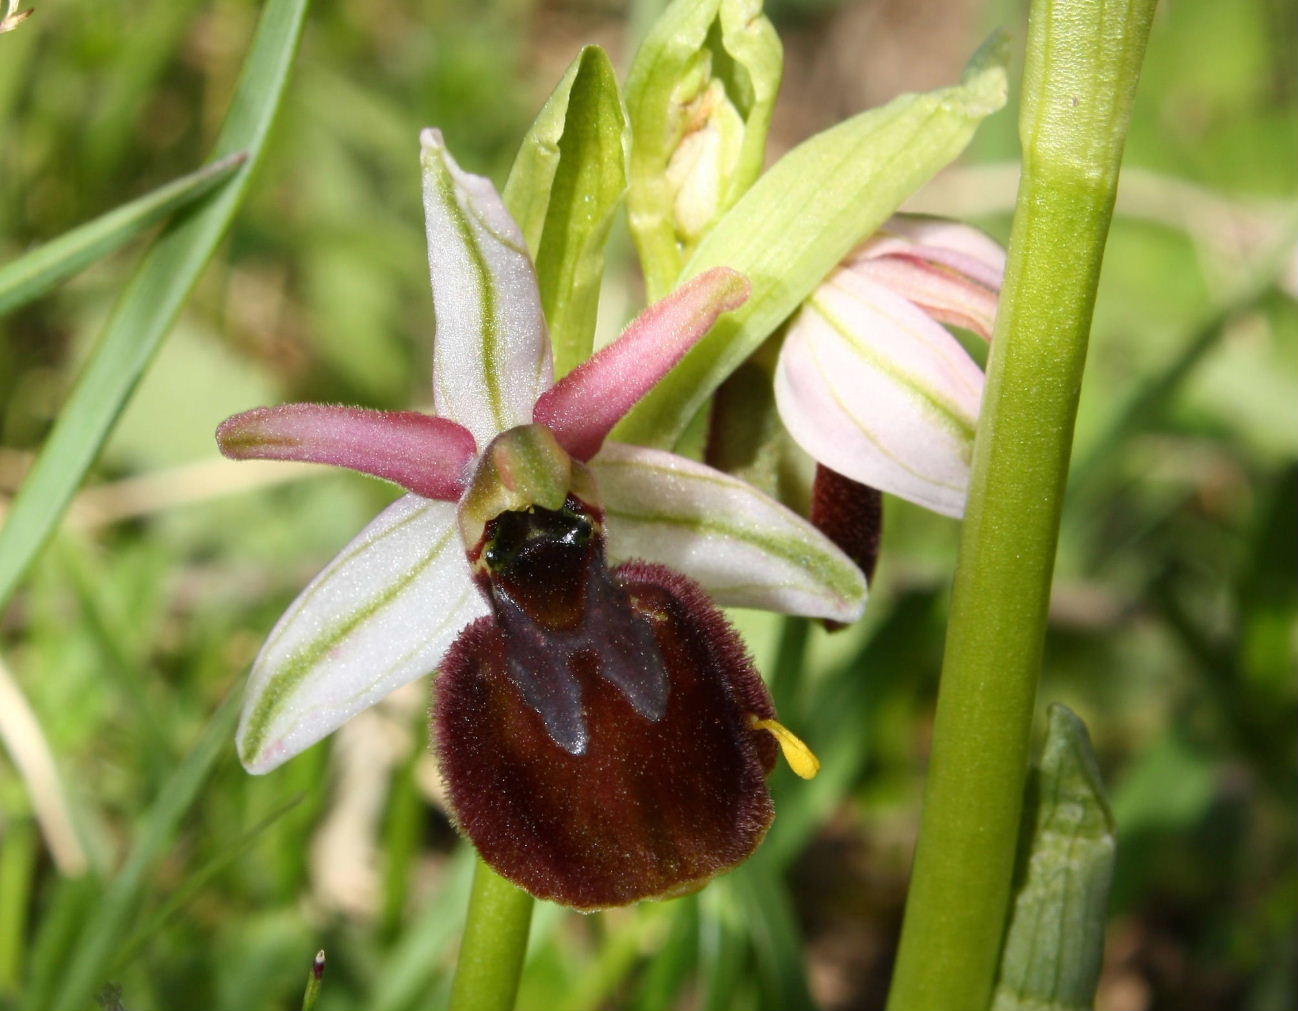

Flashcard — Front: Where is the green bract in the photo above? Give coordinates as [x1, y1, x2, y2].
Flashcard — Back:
[504, 46, 630, 378]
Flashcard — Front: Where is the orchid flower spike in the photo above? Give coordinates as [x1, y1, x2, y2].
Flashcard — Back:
[217, 130, 866, 909]
[774, 214, 1006, 518]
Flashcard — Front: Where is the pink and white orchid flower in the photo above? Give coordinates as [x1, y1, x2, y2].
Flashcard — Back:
[218, 130, 866, 778]
[775, 215, 1006, 518]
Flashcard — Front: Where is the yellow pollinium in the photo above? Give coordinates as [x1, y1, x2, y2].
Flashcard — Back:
[749, 715, 821, 780]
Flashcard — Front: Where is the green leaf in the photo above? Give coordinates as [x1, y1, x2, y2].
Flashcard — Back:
[42, 696, 240, 1010]
[503, 46, 628, 378]
[991, 704, 1117, 1011]
[0, 154, 244, 316]
[615, 34, 1008, 450]
[625, 0, 782, 299]
[0, 0, 312, 614]
[502, 54, 583, 256]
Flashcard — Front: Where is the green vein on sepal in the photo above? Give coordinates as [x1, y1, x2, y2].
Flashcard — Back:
[604, 501, 862, 603]
[240, 519, 456, 764]
[262, 501, 434, 654]
[433, 163, 508, 433]
[596, 455, 864, 603]
[812, 294, 979, 444]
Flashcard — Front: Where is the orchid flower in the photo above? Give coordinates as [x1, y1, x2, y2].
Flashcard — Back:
[217, 130, 865, 908]
[775, 214, 1006, 519]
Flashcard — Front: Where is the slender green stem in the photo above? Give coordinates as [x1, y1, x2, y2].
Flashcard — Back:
[886, 1, 1157, 1008]
[301, 950, 325, 1011]
[448, 857, 535, 1011]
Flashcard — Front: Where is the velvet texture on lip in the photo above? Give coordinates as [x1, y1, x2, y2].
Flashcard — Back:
[437, 544, 779, 910]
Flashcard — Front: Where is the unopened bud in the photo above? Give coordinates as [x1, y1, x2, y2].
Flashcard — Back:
[665, 77, 746, 245]
[626, 0, 782, 298]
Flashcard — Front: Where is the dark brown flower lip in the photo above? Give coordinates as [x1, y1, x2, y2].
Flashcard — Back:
[810, 464, 883, 635]
[433, 560, 781, 910]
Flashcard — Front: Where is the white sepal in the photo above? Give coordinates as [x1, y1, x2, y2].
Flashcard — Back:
[422, 129, 553, 447]
[593, 442, 867, 622]
[237, 494, 488, 773]
[775, 270, 983, 518]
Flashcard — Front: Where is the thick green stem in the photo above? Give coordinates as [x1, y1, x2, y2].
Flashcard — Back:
[448, 857, 534, 1011]
[886, 1, 1156, 1008]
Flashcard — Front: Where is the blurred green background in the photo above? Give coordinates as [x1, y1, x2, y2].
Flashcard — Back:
[0, 1, 1294, 1008]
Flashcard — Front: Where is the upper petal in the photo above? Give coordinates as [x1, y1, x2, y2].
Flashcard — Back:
[534, 267, 749, 461]
[217, 404, 477, 501]
[774, 273, 983, 518]
[859, 214, 1007, 291]
[237, 494, 489, 773]
[850, 215, 1005, 339]
[849, 255, 1000, 341]
[591, 442, 867, 623]
[422, 129, 553, 445]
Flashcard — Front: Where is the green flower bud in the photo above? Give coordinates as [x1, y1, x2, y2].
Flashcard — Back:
[626, 0, 782, 299]
[665, 75, 746, 245]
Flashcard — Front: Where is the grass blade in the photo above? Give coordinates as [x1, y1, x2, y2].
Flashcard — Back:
[23, 875, 99, 1007]
[369, 845, 476, 1011]
[110, 793, 306, 972]
[0, 0, 313, 614]
[729, 858, 817, 1011]
[43, 696, 240, 1010]
[0, 153, 245, 316]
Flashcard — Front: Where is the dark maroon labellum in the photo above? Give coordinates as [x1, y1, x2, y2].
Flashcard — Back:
[811, 464, 883, 584]
[435, 499, 779, 909]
